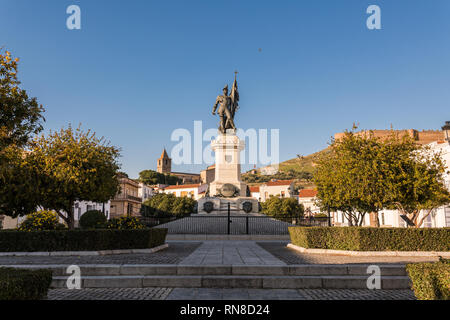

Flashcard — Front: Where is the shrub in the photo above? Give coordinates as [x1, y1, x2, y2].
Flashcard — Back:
[79, 210, 107, 229]
[262, 196, 304, 217]
[407, 258, 450, 300]
[172, 197, 196, 215]
[289, 227, 450, 251]
[142, 193, 196, 216]
[18, 210, 65, 231]
[0, 268, 53, 300]
[0, 228, 168, 252]
[107, 216, 145, 230]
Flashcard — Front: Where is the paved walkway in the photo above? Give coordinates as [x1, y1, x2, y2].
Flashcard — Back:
[179, 241, 286, 265]
[2, 240, 428, 300]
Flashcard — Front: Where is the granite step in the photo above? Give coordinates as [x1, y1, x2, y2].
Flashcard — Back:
[2, 264, 408, 277]
[50, 275, 412, 289]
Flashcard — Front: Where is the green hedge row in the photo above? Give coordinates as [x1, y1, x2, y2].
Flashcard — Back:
[407, 259, 450, 300]
[0, 228, 168, 252]
[288, 227, 450, 251]
[0, 268, 53, 300]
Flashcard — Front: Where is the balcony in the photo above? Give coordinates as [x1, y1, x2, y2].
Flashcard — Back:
[113, 194, 142, 203]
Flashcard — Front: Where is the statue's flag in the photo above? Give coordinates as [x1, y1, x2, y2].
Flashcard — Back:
[230, 74, 239, 118]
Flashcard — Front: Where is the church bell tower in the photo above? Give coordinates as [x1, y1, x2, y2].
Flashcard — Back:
[157, 149, 171, 174]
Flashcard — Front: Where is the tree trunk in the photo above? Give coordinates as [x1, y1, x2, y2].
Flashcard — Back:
[67, 201, 75, 230]
[370, 212, 380, 227]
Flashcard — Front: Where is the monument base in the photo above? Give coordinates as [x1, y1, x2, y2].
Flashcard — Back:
[197, 197, 260, 215]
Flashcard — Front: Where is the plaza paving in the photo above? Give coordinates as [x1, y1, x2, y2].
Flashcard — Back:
[0, 241, 438, 266]
[1, 240, 434, 300]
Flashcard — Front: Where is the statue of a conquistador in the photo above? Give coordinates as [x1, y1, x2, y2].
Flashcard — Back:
[212, 73, 240, 134]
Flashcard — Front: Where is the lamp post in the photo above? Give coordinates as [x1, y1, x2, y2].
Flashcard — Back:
[442, 121, 450, 144]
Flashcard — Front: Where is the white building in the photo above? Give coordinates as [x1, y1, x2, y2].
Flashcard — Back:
[253, 180, 295, 202]
[138, 182, 155, 202]
[249, 186, 261, 201]
[73, 200, 111, 222]
[333, 140, 450, 228]
[298, 189, 320, 216]
[162, 184, 207, 200]
[260, 166, 279, 176]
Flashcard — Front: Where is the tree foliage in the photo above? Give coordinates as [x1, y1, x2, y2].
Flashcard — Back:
[138, 169, 181, 186]
[261, 196, 304, 217]
[25, 125, 121, 229]
[142, 193, 196, 216]
[0, 49, 45, 218]
[0, 49, 45, 151]
[314, 128, 450, 227]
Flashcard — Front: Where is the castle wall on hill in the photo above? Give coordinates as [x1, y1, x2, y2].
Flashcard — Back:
[334, 129, 444, 145]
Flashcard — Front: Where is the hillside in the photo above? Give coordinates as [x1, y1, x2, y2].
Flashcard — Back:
[242, 148, 329, 190]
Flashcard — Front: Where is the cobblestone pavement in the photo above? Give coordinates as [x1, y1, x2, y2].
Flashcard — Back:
[47, 288, 415, 300]
[0, 242, 201, 265]
[165, 288, 416, 300]
[257, 242, 440, 265]
[48, 288, 172, 300]
[180, 241, 286, 265]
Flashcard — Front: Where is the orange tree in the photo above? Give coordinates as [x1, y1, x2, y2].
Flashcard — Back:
[0, 49, 45, 218]
[314, 127, 450, 227]
[25, 126, 121, 229]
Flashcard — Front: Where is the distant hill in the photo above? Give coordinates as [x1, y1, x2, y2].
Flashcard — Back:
[278, 148, 329, 175]
[242, 148, 329, 190]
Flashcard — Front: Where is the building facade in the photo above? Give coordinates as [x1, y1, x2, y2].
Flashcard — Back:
[110, 175, 142, 218]
[162, 184, 206, 200]
[252, 180, 295, 202]
[200, 164, 215, 184]
[138, 182, 155, 203]
[298, 189, 320, 216]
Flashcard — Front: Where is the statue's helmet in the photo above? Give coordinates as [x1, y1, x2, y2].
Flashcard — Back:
[223, 85, 229, 92]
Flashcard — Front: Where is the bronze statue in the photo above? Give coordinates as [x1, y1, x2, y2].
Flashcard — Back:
[212, 73, 239, 134]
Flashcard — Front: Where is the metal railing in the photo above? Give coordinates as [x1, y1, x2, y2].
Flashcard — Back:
[113, 194, 142, 202]
[143, 204, 331, 235]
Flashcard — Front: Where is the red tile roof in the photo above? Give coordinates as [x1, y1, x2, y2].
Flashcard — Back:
[265, 180, 293, 186]
[298, 189, 318, 198]
[249, 186, 260, 193]
[164, 184, 200, 190]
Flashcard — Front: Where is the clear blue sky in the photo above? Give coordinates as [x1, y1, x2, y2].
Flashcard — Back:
[1, 0, 449, 178]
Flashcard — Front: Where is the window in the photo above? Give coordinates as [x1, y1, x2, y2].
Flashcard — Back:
[445, 206, 450, 227]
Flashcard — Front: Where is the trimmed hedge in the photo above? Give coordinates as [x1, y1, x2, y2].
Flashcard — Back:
[288, 227, 450, 251]
[0, 268, 53, 300]
[79, 210, 107, 229]
[0, 228, 168, 252]
[407, 259, 450, 300]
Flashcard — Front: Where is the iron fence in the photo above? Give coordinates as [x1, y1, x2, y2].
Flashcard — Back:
[144, 214, 331, 235]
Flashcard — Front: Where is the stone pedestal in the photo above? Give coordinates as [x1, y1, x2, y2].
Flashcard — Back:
[197, 130, 259, 214]
[209, 131, 247, 197]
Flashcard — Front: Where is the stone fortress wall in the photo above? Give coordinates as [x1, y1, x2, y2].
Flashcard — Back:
[334, 129, 444, 145]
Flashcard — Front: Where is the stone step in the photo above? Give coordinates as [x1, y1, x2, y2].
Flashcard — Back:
[51, 275, 412, 289]
[3, 264, 407, 277]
